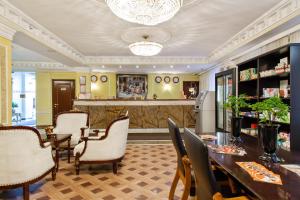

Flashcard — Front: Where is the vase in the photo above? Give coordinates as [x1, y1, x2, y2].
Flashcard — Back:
[231, 117, 242, 143]
[258, 124, 281, 163]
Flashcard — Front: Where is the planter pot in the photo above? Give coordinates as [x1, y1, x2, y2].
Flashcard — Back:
[231, 117, 243, 143]
[258, 124, 281, 163]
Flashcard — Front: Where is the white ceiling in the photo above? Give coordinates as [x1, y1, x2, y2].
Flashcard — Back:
[9, 0, 281, 57]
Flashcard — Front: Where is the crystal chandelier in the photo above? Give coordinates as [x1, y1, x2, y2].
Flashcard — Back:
[129, 36, 163, 56]
[105, 0, 183, 25]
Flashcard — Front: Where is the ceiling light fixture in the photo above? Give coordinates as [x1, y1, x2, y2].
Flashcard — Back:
[136, 65, 140, 69]
[170, 65, 174, 68]
[153, 65, 156, 69]
[102, 65, 105, 68]
[105, 0, 183, 26]
[129, 35, 163, 56]
[119, 65, 122, 68]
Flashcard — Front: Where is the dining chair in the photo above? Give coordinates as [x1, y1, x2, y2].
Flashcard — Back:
[183, 128, 249, 200]
[167, 118, 195, 200]
[74, 116, 129, 175]
[0, 126, 56, 200]
[51, 111, 90, 147]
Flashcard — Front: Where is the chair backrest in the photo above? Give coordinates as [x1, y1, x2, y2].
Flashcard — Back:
[168, 118, 187, 175]
[183, 128, 219, 200]
[0, 126, 46, 186]
[104, 116, 130, 158]
[55, 111, 89, 142]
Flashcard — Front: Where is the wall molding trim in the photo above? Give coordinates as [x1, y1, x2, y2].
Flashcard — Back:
[209, 0, 300, 62]
[0, 0, 85, 64]
[85, 56, 208, 65]
[0, 22, 15, 40]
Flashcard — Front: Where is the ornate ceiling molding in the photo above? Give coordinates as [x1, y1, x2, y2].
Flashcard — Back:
[85, 56, 208, 65]
[0, 0, 85, 63]
[0, 22, 15, 40]
[209, 0, 300, 61]
[12, 61, 91, 72]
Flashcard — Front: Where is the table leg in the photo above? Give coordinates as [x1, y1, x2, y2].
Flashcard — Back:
[56, 146, 60, 172]
[68, 138, 71, 163]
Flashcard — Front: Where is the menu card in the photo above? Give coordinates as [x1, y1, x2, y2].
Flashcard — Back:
[236, 162, 282, 185]
[208, 145, 247, 156]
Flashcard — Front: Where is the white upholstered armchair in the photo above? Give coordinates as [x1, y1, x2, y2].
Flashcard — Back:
[0, 126, 56, 200]
[51, 111, 90, 147]
[74, 116, 129, 175]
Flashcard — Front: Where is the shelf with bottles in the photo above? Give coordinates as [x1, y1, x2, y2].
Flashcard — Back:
[259, 57, 290, 78]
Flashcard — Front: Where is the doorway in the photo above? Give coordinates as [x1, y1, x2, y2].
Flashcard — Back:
[52, 80, 75, 123]
[12, 72, 36, 126]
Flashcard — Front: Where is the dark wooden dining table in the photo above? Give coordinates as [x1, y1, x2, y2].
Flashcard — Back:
[204, 132, 300, 200]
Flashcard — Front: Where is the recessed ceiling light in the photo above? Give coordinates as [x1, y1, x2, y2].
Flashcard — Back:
[119, 65, 122, 68]
[187, 65, 190, 68]
[136, 65, 140, 69]
[170, 65, 174, 68]
[102, 65, 105, 68]
[153, 65, 156, 69]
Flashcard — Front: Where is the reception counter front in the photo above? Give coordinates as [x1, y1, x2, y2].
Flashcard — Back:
[73, 100, 196, 132]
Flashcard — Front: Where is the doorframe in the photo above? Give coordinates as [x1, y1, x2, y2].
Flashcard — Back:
[215, 68, 236, 132]
[52, 79, 76, 124]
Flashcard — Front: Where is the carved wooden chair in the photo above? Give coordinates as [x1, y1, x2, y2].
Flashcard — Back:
[0, 126, 56, 200]
[74, 116, 129, 175]
[167, 118, 195, 200]
[183, 128, 249, 200]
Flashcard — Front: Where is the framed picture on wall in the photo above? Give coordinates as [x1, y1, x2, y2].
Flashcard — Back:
[117, 74, 148, 98]
[79, 76, 86, 85]
[80, 85, 86, 93]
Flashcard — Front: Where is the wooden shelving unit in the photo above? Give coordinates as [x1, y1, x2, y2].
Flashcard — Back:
[237, 44, 300, 152]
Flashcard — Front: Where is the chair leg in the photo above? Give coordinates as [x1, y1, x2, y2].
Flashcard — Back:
[182, 156, 192, 200]
[75, 154, 80, 175]
[52, 167, 56, 181]
[169, 168, 180, 200]
[23, 184, 29, 200]
[113, 162, 118, 174]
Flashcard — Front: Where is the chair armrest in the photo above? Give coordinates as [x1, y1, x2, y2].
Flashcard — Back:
[43, 142, 51, 148]
[80, 126, 88, 135]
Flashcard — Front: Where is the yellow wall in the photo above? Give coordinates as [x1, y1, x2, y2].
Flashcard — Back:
[147, 74, 199, 99]
[36, 71, 78, 125]
[90, 73, 116, 99]
[0, 36, 12, 125]
[36, 72, 199, 125]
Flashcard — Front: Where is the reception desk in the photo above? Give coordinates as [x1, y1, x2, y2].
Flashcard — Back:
[73, 100, 196, 132]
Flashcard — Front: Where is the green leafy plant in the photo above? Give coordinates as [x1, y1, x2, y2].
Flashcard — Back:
[251, 97, 289, 126]
[224, 94, 249, 117]
[12, 102, 18, 108]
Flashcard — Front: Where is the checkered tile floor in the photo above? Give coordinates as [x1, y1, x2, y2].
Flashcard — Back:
[0, 144, 191, 200]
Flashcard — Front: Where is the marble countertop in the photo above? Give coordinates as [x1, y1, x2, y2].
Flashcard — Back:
[73, 99, 196, 106]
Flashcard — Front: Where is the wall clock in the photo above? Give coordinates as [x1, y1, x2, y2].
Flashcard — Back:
[164, 76, 171, 84]
[173, 76, 180, 83]
[100, 75, 108, 83]
[91, 75, 98, 82]
[155, 76, 162, 83]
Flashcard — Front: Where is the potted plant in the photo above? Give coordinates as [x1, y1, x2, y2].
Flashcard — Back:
[224, 94, 249, 142]
[12, 102, 18, 114]
[251, 97, 289, 163]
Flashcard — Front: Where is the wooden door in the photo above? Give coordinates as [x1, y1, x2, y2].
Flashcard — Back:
[52, 80, 75, 123]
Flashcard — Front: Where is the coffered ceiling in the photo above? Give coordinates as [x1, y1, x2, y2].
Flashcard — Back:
[7, 0, 293, 73]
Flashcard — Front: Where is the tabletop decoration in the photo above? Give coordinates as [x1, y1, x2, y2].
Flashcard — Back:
[251, 97, 289, 163]
[236, 162, 282, 185]
[224, 94, 249, 143]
